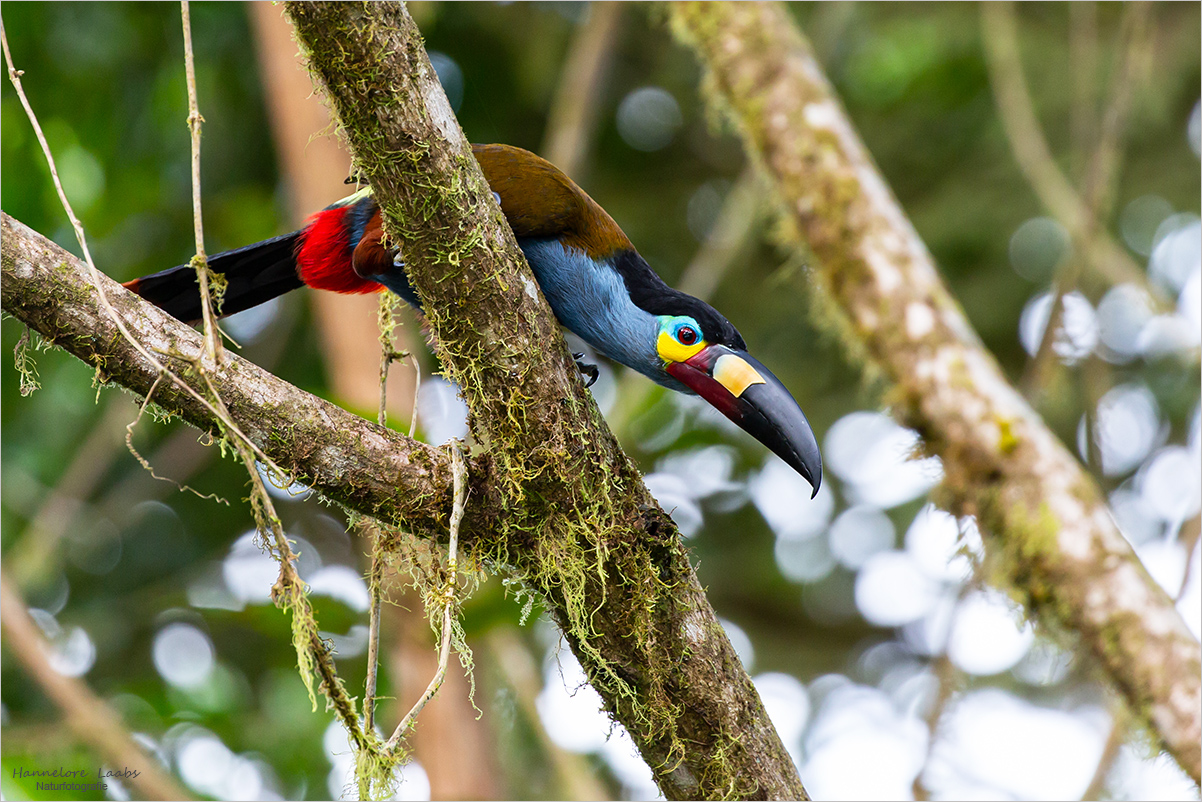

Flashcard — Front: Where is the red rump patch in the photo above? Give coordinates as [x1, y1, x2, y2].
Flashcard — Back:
[295, 207, 382, 294]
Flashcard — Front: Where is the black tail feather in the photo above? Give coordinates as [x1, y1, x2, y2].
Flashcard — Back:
[125, 231, 304, 324]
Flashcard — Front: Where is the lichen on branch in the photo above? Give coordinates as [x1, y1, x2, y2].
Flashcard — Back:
[668, 0, 1201, 782]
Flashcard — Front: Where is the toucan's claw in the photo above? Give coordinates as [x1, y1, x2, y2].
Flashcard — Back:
[574, 355, 599, 388]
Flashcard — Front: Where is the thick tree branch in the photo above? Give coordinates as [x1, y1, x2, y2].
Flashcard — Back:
[283, 2, 805, 798]
[669, 0, 1200, 782]
[1, 212, 461, 537]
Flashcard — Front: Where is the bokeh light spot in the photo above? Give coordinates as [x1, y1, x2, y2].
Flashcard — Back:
[1019, 291, 1098, 364]
[947, 590, 1033, 675]
[1009, 216, 1070, 282]
[856, 550, 940, 626]
[905, 505, 981, 583]
[416, 375, 469, 445]
[825, 412, 941, 509]
[616, 87, 682, 152]
[153, 623, 214, 689]
[1078, 383, 1161, 477]
[829, 505, 895, 570]
[1120, 195, 1174, 257]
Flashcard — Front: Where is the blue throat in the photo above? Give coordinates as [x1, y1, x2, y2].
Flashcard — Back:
[518, 238, 675, 386]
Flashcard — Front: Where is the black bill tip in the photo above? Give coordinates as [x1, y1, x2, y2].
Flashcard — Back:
[737, 373, 823, 498]
[668, 346, 822, 498]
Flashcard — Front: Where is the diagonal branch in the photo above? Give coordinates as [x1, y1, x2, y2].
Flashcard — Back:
[1018, 1, 1153, 395]
[283, 2, 805, 798]
[981, 1, 1167, 307]
[540, 1, 625, 180]
[0, 570, 194, 801]
[669, 0, 1200, 783]
[0, 212, 462, 538]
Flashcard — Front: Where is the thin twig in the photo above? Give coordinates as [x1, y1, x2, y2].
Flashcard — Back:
[363, 525, 386, 734]
[0, 571, 195, 801]
[676, 168, 765, 300]
[364, 292, 403, 734]
[385, 443, 467, 754]
[1079, 353, 1109, 478]
[1178, 513, 1201, 604]
[1015, 1, 1152, 396]
[180, 0, 223, 369]
[912, 582, 971, 801]
[1080, 704, 1129, 802]
[7, 394, 139, 583]
[408, 353, 421, 439]
[487, 629, 611, 800]
[374, 292, 408, 429]
[1069, 2, 1098, 183]
[911, 653, 958, 802]
[1080, 2, 1151, 226]
[981, 2, 1166, 308]
[0, 18, 285, 479]
[123, 372, 228, 504]
[201, 371, 368, 750]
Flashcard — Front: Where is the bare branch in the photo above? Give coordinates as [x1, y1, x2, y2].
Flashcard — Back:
[540, 1, 624, 180]
[980, 2, 1167, 306]
[0, 571, 194, 801]
[1019, 1, 1153, 395]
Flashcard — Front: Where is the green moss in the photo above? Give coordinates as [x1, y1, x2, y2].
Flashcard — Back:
[13, 326, 42, 396]
[287, 3, 754, 791]
[996, 416, 1019, 455]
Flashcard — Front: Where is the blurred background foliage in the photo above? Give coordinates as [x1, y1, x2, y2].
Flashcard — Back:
[2, 3, 1199, 800]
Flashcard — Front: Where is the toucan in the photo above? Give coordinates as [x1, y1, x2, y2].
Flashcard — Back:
[125, 144, 822, 495]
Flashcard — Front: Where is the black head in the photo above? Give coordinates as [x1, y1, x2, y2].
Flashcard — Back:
[610, 249, 747, 350]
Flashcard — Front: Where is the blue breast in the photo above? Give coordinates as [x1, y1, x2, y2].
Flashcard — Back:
[518, 238, 669, 384]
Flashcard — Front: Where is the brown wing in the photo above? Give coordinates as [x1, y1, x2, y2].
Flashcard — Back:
[472, 144, 631, 259]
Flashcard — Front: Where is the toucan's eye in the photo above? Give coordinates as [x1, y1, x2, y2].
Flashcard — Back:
[677, 326, 698, 346]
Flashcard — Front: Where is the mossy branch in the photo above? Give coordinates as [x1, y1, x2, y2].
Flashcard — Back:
[669, 0, 1200, 782]
[1, 212, 463, 538]
[284, 2, 806, 798]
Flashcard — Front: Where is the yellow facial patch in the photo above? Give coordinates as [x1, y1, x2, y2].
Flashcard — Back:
[713, 353, 766, 398]
[657, 329, 706, 364]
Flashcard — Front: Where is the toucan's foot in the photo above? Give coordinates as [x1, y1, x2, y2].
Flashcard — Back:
[573, 353, 599, 388]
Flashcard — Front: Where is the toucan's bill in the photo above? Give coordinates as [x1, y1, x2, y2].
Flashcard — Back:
[666, 345, 822, 497]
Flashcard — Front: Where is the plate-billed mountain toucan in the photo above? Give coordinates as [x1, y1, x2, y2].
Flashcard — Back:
[125, 144, 822, 496]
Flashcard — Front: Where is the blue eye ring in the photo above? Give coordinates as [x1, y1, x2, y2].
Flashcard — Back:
[676, 324, 699, 346]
